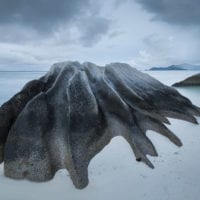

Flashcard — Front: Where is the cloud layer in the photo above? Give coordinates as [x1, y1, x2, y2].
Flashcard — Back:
[0, 0, 89, 31]
[0, 0, 200, 70]
[136, 0, 200, 27]
[0, 0, 111, 46]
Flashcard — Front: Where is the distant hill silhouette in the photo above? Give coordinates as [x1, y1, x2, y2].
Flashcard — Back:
[148, 63, 200, 71]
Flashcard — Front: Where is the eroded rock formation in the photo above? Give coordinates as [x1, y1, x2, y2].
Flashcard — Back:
[0, 61, 199, 189]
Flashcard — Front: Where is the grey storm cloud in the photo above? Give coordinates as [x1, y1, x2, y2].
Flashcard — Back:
[0, 0, 90, 31]
[78, 17, 111, 47]
[0, 0, 111, 46]
[135, 0, 200, 27]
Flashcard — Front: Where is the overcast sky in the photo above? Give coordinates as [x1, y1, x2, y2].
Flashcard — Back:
[0, 0, 200, 70]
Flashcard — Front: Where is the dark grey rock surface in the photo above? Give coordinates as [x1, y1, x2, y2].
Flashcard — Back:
[0, 61, 199, 189]
[173, 73, 200, 87]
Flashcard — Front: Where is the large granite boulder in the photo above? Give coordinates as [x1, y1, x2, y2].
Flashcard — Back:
[173, 73, 200, 87]
[0, 61, 199, 189]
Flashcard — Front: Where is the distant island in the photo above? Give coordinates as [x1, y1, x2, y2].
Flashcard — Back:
[172, 73, 200, 87]
[148, 63, 200, 71]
